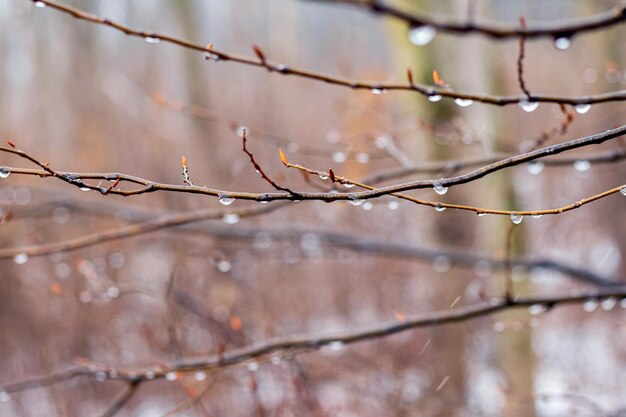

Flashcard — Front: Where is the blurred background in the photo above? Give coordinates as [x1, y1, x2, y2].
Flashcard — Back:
[0, 0, 625, 416]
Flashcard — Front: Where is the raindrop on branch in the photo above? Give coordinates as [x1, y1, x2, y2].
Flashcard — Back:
[218, 195, 235, 205]
[318, 172, 329, 180]
[554, 36, 572, 50]
[528, 304, 547, 315]
[434, 203, 446, 212]
[371, 88, 386, 95]
[620, 188, 626, 196]
[428, 94, 442, 102]
[348, 198, 365, 206]
[0, 168, 10, 179]
[510, 213, 524, 224]
[531, 214, 543, 219]
[519, 100, 539, 112]
[408, 25, 437, 46]
[433, 181, 449, 195]
[144, 36, 160, 44]
[582, 299, 598, 312]
[34, 1, 46, 7]
[13, 253, 28, 265]
[574, 103, 592, 114]
[454, 98, 473, 107]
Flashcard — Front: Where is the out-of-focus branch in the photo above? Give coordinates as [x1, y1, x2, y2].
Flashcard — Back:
[304, 0, 626, 40]
[2, 288, 625, 394]
[30, 0, 626, 107]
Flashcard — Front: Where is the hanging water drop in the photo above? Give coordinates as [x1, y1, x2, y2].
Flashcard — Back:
[34, 1, 46, 7]
[0, 168, 10, 179]
[217, 260, 231, 273]
[573, 160, 591, 172]
[434, 203, 446, 212]
[574, 103, 592, 114]
[433, 181, 449, 195]
[519, 100, 539, 112]
[14, 253, 28, 264]
[371, 88, 386, 95]
[79, 187, 91, 191]
[328, 341, 345, 351]
[194, 371, 207, 381]
[454, 98, 473, 107]
[165, 372, 178, 381]
[0, 391, 9, 402]
[510, 213, 523, 224]
[348, 198, 365, 206]
[318, 172, 329, 180]
[477, 212, 486, 217]
[601, 297, 617, 310]
[343, 182, 355, 189]
[218, 195, 235, 205]
[554, 36, 572, 50]
[528, 304, 546, 315]
[408, 25, 436, 46]
[620, 188, 626, 196]
[527, 161, 544, 175]
[582, 299, 598, 312]
[144, 36, 160, 44]
[247, 362, 260, 372]
[428, 94, 442, 102]
[531, 214, 543, 219]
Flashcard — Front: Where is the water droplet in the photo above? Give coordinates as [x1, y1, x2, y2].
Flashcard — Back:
[528, 304, 546, 315]
[318, 172, 329, 180]
[582, 299, 598, 312]
[332, 151, 347, 163]
[454, 98, 473, 107]
[408, 25, 436, 46]
[247, 361, 259, 372]
[328, 341, 345, 351]
[145, 371, 155, 380]
[348, 198, 365, 206]
[531, 214, 543, 219]
[0, 391, 9, 402]
[434, 203, 446, 212]
[387, 201, 399, 210]
[79, 187, 90, 191]
[554, 36, 571, 50]
[433, 181, 449, 195]
[432, 256, 451, 273]
[519, 100, 539, 112]
[371, 88, 386, 95]
[620, 188, 626, 196]
[144, 36, 160, 43]
[222, 213, 240, 224]
[477, 212, 486, 217]
[574, 103, 592, 114]
[96, 371, 107, 382]
[361, 201, 373, 211]
[0, 168, 10, 178]
[601, 297, 617, 310]
[107, 286, 120, 299]
[34, 1, 46, 7]
[165, 372, 177, 381]
[204, 52, 220, 61]
[217, 260, 231, 272]
[108, 369, 118, 379]
[374, 134, 391, 149]
[194, 371, 207, 381]
[218, 195, 235, 205]
[573, 160, 591, 172]
[356, 152, 370, 164]
[510, 213, 523, 224]
[14, 253, 28, 264]
[427, 94, 442, 102]
[527, 161, 544, 175]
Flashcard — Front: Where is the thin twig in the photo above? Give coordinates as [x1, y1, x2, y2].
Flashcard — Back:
[517, 17, 531, 98]
[241, 129, 296, 194]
